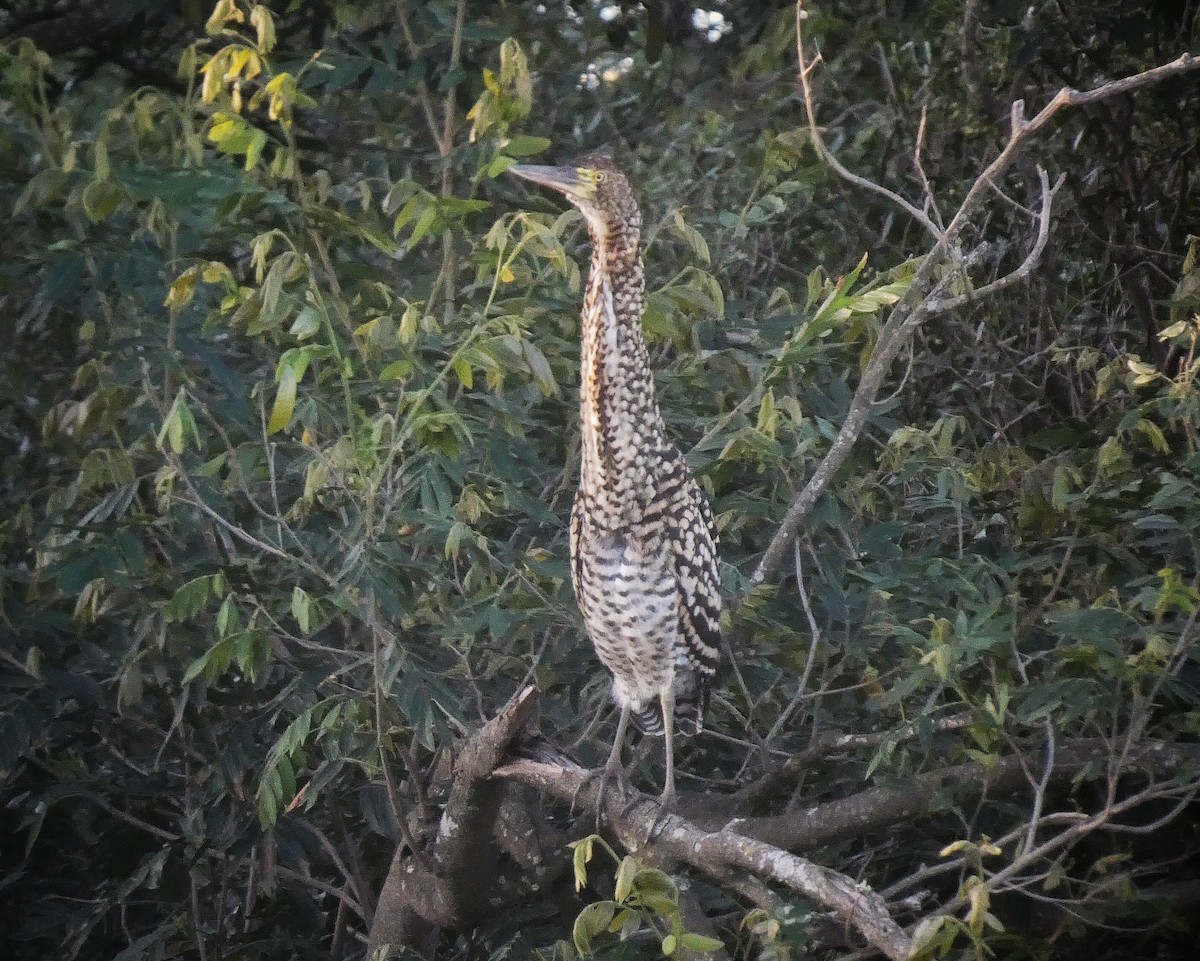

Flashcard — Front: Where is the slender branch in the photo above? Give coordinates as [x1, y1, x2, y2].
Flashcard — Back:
[25, 755, 178, 843]
[189, 872, 210, 961]
[725, 736, 1200, 856]
[277, 865, 366, 918]
[749, 11, 1200, 590]
[763, 540, 822, 743]
[368, 596, 437, 876]
[394, 0, 446, 153]
[1021, 720, 1056, 858]
[924, 169, 1062, 316]
[794, 3, 942, 241]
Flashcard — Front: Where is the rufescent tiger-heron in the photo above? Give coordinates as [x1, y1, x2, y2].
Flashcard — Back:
[509, 154, 722, 812]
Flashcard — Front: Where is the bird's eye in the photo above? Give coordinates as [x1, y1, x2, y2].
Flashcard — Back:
[593, 171, 607, 183]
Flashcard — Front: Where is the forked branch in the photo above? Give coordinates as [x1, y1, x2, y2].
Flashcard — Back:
[749, 3, 1200, 589]
[494, 757, 912, 961]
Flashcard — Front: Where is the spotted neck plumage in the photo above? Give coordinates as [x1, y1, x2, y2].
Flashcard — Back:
[578, 221, 669, 524]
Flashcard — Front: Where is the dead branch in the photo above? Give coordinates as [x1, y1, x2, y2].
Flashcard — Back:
[749, 4, 1200, 590]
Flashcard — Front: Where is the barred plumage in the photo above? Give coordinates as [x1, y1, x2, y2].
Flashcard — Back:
[510, 154, 721, 809]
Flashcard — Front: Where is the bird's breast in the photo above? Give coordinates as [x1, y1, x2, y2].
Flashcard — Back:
[572, 521, 679, 706]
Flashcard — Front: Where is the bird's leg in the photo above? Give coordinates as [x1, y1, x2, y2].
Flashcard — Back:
[587, 703, 633, 827]
[659, 687, 677, 810]
[646, 688, 677, 840]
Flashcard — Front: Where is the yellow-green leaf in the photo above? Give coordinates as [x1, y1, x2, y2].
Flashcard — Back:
[614, 855, 636, 903]
[1134, 418, 1170, 454]
[268, 360, 298, 434]
[291, 586, 312, 634]
[250, 5, 277, 53]
[408, 205, 438, 247]
[504, 134, 551, 157]
[165, 268, 200, 314]
[452, 356, 474, 389]
[678, 932, 725, 954]
[572, 835, 594, 891]
[82, 179, 122, 223]
[487, 154, 517, 177]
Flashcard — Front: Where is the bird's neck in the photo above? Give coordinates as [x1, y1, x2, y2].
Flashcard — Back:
[578, 241, 666, 512]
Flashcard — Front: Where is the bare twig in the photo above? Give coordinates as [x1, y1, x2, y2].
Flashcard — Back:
[749, 8, 1200, 590]
[393, 0, 446, 154]
[764, 540, 823, 743]
[793, 3, 942, 241]
[924, 169, 1062, 316]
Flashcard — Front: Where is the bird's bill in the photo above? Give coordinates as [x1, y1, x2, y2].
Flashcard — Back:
[508, 163, 596, 201]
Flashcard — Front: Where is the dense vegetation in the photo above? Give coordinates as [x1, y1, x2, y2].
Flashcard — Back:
[2, 1, 1199, 959]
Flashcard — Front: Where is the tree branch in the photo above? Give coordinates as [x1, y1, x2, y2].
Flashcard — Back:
[749, 7, 1200, 590]
[493, 759, 911, 961]
[368, 686, 539, 953]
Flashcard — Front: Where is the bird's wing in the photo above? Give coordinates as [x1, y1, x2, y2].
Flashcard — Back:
[660, 447, 722, 690]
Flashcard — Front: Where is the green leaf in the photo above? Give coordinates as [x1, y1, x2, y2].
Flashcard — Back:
[117, 662, 143, 711]
[408, 204, 438, 246]
[504, 134, 551, 157]
[445, 520, 470, 559]
[614, 855, 636, 903]
[182, 637, 236, 684]
[257, 775, 280, 829]
[487, 154, 517, 177]
[572, 902, 615, 956]
[291, 586, 312, 634]
[678, 932, 725, 953]
[379, 359, 414, 380]
[909, 915, 952, 958]
[290, 305, 321, 339]
[82, 179, 123, 223]
[158, 399, 185, 454]
[243, 126, 268, 170]
[217, 595, 238, 637]
[521, 340, 557, 395]
[167, 574, 220, 623]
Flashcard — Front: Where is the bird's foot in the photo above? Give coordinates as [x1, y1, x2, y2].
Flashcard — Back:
[646, 785, 678, 841]
[574, 762, 631, 830]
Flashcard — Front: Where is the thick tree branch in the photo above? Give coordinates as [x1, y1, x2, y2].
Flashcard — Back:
[493, 735, 1200, 958]
[368, 686, 539, 954]
[722, 737, 1200, 856]
[493, 759, 912, 961]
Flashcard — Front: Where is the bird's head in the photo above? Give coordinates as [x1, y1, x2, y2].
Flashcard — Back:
[508, 152, 640, 256]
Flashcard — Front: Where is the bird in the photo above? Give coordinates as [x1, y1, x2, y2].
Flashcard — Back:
[509, 153, 722, 812]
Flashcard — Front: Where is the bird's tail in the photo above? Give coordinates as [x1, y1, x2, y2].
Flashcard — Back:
[630, 696, 705, 737]
[631, 704, 664, 735]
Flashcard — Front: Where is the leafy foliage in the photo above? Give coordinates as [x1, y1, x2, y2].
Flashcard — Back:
[1, 1, 1199, 959]
[567, 835, 723, 958]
